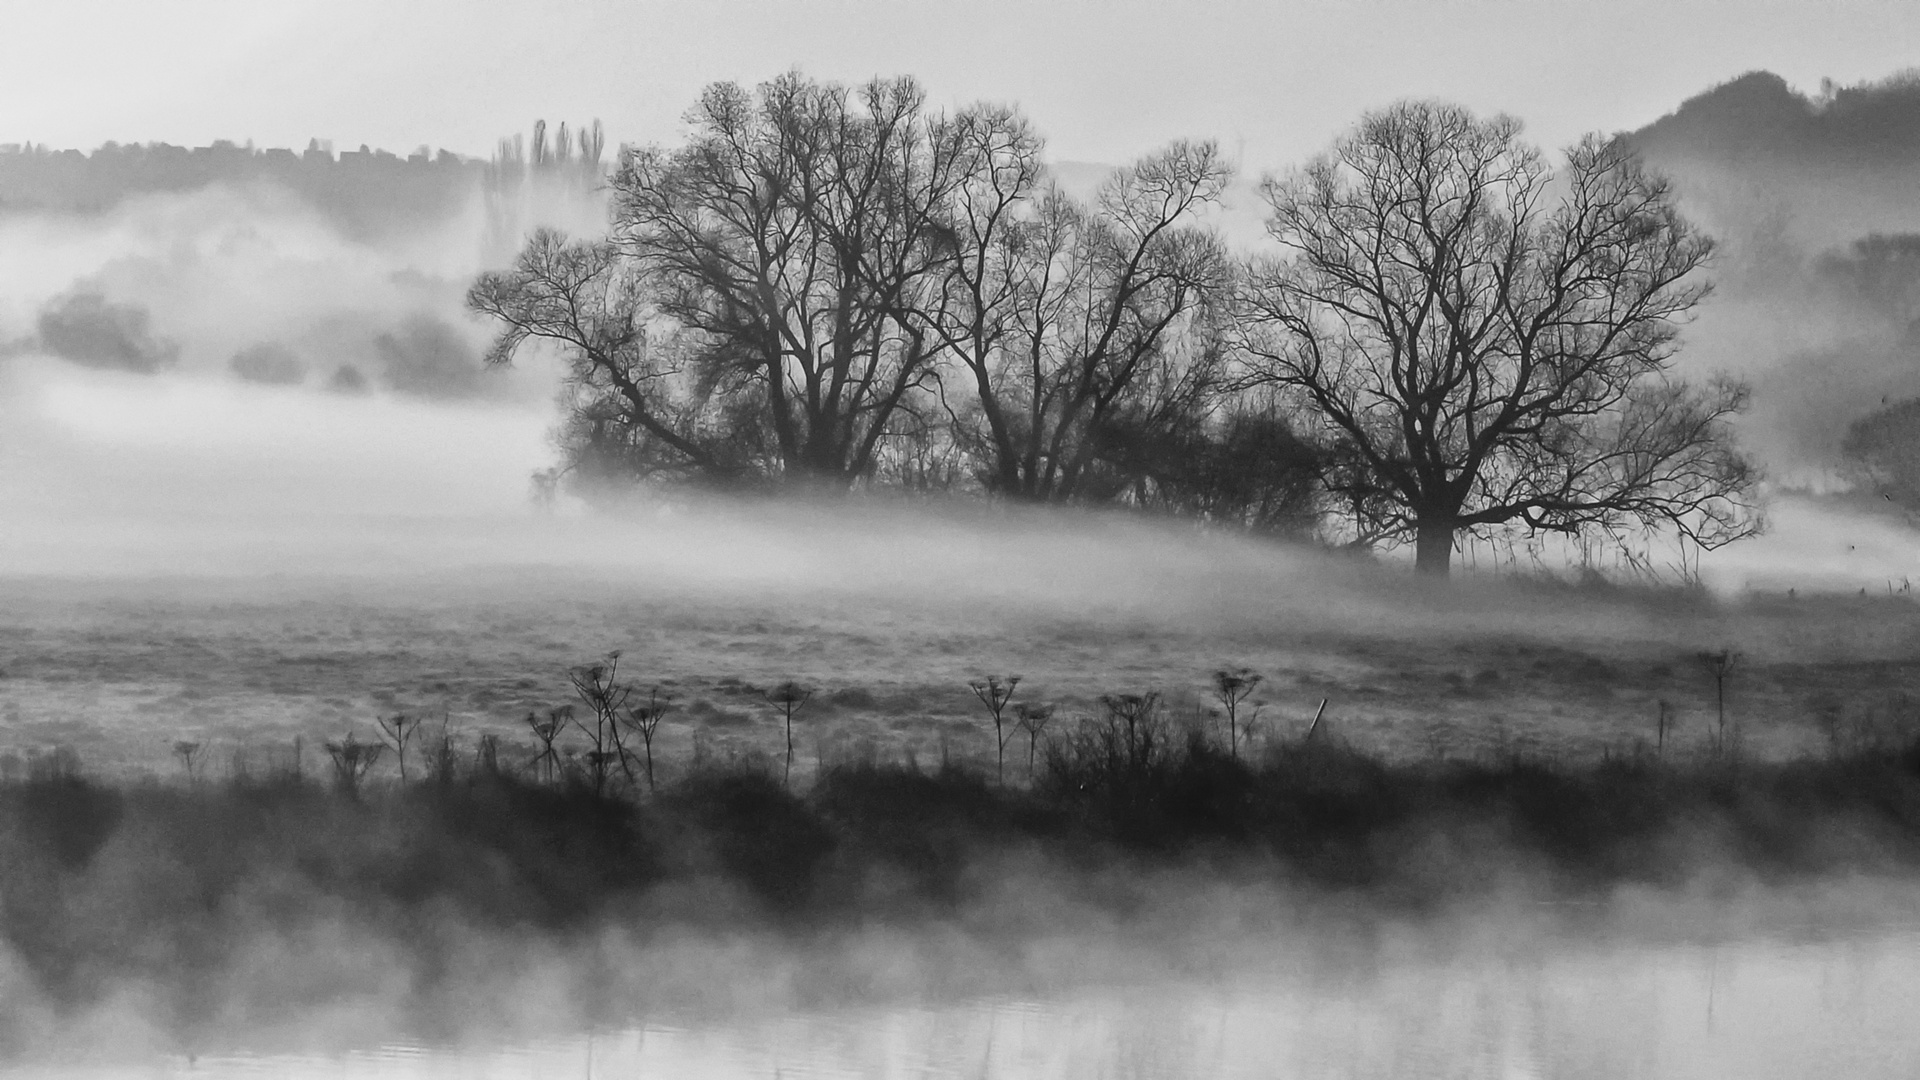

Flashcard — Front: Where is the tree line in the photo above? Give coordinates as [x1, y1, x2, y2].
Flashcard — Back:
[470, 73, 1760, 576]
[0, 126, 607, 248]
[0, 139, 485, 239]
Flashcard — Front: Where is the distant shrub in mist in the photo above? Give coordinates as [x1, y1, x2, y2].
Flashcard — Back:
[669, 769, 835, 911]
[34, 290, 178, 373]
[812, 760, 1027, 907]
[228, 341, 307, 385]
[326, 362, 370, 393]
[374, 313, 487, 399]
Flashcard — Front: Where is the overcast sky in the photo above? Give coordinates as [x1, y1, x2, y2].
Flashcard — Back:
[5, 0, 1917, 172]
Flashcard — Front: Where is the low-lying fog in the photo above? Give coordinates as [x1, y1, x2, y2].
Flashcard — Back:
[1, 339, 1913, 600]
[11, 861, 1920, 1078]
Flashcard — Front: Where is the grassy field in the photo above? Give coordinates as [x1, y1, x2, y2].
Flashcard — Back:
[0, 537, 1917, 784]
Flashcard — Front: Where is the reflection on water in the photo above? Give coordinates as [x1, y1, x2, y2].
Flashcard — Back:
[21, 926, 1920, 1079]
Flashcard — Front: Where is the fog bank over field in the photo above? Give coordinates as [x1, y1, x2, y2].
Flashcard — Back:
[0, 335, 1914, 599]
[0, 357, 1912, 607]
[2, 75, 1920, 596]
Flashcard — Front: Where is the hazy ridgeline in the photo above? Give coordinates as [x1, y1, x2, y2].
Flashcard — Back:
[0, 121, 603, 244]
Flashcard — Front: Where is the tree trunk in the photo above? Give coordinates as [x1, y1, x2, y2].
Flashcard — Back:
[1414, 517, 1455, 577]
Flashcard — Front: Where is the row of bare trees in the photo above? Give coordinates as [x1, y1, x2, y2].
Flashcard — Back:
[470, 74, 1760, 576]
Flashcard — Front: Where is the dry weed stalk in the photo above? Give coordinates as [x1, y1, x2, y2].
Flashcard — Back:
[767, 681, 813, 787]
[324, 732, 383, 794]
[1015, 702, 1055, 780]
[1696, 649, 1741, 757]
[172, 740, 204, 783]
[375, 713, 422, 781]
[1211, 668, 1263, 759]
[570, 652, 637, 795]
[525, 707, 571, 784]
[968, 675, 1021, 784]
[624, 688, 672, 793]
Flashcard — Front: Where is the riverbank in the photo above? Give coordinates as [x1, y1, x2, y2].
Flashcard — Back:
[6, 730, 1920, 1058]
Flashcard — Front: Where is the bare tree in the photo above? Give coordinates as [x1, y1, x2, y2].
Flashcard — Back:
[472, 79, 1250, 511]
[920, 106, 1044, 492]
[468, 230, 743, 486]
[933, 140, 1236, 501]
[608, 73, 972, 488]
[1235, 101, 1759, 575]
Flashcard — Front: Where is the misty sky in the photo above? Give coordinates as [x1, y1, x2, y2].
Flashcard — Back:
[8, 0, 1918, 169]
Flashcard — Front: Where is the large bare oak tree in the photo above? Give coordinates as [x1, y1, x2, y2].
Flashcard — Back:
[1235, 101, 1759, 575]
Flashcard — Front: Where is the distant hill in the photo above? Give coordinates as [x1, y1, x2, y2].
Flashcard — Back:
[1631, 69, 1920, 167]
[1623, 70, 1920, 482]
[1625, 70, 1920, 248]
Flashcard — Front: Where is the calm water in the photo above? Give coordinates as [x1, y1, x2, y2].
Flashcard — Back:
[22, 920, 1920, 1080]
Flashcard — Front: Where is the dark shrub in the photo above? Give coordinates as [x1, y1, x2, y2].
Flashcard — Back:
[9, 775, 123, 869]
[814, 761, 1014, 903]
[674, 771, 834, 912]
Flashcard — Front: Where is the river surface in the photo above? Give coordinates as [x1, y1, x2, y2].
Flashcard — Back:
[19, 919, 1920, 1080]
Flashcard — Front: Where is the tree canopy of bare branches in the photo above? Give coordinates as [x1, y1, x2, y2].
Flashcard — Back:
[1235, 101, 1759, 575]
[607, 73, 974, 488]
[467, 229, 746, 486]
[469, 80, 1766, 578]
[930, 135, 1237, 501]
